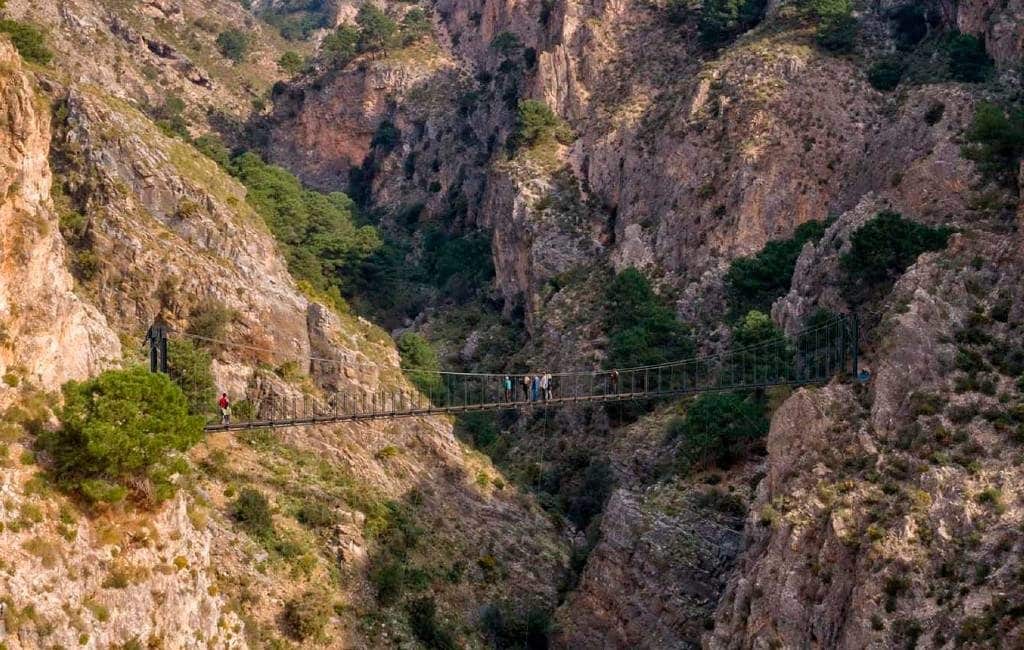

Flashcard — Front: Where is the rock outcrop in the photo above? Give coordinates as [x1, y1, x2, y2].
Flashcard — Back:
[0, 40, 120, 406]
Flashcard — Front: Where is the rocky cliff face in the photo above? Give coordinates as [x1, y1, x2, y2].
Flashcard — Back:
[710, 227, 1024, 647]
[0, 41, 120, 407]
[0, 5, 568, 645]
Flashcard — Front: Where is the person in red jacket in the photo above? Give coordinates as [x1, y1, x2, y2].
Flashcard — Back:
[218, 393, 231, 425]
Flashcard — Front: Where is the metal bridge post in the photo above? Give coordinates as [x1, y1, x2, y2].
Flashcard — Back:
[851, 314, 859, 379]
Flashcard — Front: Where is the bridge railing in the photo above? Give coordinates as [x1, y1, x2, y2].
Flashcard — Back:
[152, 313, 857, 430]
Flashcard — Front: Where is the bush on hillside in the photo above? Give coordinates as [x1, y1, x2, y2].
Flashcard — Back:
[962, 102, 1024, 188]
[668, 391, 768, 468]
[322, 24, 359, 65]
[193, 133, 231, 168]
[840, 211, 953, 304]
[698, 0, 767, 49]
[216, 29, 249, 63]
[514, 99, 572, 149]
[605, 268, 693, 369]
[230, 152, 381, 297]
[185, 299, 236, 345]
[480, 601, 552, 650]
[406, 597, 459, 650]
[801, 0, 857, 53]
[566, 458, 614, 529]
[42, 367, 204, 504]
[282, 591, 331, 641]
[729, 310, 793, 383]
[278, 50, 305, 74]
[230, 487, 274, 541]
[167, 339, 216, 416]
[724, 220, 826, 318]
[397, 332, 444, 397]
[356, 4, 397, 53]
[399, 8, 432, 46]
[945, 32, 993, 83]
[0, 20, 53, 65]
[868, 58, 905, 91]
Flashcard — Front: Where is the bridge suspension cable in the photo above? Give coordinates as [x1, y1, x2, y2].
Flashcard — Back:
[150, 313, 859, 431]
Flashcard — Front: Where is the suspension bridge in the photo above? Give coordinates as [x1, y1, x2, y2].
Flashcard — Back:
[146, 314, 859, 432]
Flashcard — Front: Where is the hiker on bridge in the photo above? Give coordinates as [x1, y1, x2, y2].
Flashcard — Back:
[610, 369, 619, 394]
[521, 375, 531, 401]
[218, 393, 231, 425]
[531, 375, 540, 402]
[541, 373, 553, 400]
[503, 375, 513, 402]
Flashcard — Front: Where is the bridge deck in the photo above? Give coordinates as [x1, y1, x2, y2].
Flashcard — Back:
[203, 377, 828, 432]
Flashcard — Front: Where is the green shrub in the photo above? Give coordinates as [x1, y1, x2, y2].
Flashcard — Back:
[321, 24, 359, 65]
[815, 13, 857, 52]
[669, 392, 768, 468]
[480, 601, 551, 649]
[282, 591, 331, 641]
[167, 339, 216, 415]
[230, 488, 274, 541]
[216, 29, 249, 63]
[840, 211, 952, 304]
[868, 58, 905, 91]
[356, 3, 397, 53]
[698, 0, 767, 49]
[41, 367, 203, 504]
[0, 20, 53, 65]
[724, 220, 826, 317]
[566, 458, 613, 529]
[399, 8, 431, 46]
[513, 99, 572, 149]
[185, 299, 235, 345]
[605, 268, 693, 368]
[397, 332, 444, 397]
[192, 134, 231, 168]
[945, 32, 993, 83]
[406, 597, 458, 650]
[962, 102, 1024, 188]
[295, 501, 336, 528]
[277, 50, 305, 74]
[729, 310, 793, 382]
[230, 152, 381, 297]
[370, 560, 407, 605]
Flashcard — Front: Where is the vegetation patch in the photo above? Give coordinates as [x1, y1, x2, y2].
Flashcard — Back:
[0, 20, 53, 65]
[605, 268, 693, 369]
[840, 211, 952, 305]
[40, 367, 203, 506]
[725, 220, 826, 318]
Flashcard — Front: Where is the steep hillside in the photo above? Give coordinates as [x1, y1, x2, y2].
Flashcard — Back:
[0, 12, 568, 649]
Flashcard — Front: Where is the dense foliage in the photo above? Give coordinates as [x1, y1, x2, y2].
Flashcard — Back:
[322, 24, 359, 65]
[667, 391, 768, 469]
[283, 591, 331, 641]
[724, 220, 826, 318]
[868, 58, 905, 91]
[278, 50, 305, 74]
[43, 367, 204, 504]
[514, 100, 572, 149]
[840, 211, 953, 303]
[356, 4, 397, 53]
[216, 29, 249, 63]
[801, 0, 857, 53]
[167, 338, 216, 415]
[406, 597, 458, 650]
[397, 332, 444, 397]
[963, 102, 1024, 188]
[0, 20, 53, 65]
[698, 0, 767, 49]
[728, 310, 793, 384]
[604, 268, 693, 369]
[230, 487, 275, 541]
[945, 32, 993, 83]
[230, 152, 381, 300]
